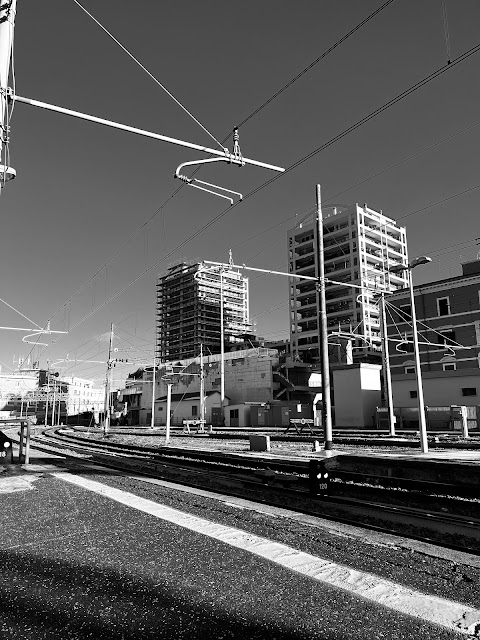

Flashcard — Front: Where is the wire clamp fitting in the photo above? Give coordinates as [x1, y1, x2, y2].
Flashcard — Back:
[232, 127, 244, 165]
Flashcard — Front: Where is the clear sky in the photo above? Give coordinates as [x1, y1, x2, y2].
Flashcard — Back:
[1, 0, 480, 386]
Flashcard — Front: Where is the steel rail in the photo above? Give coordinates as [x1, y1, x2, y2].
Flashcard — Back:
[23, 429, 480, 556]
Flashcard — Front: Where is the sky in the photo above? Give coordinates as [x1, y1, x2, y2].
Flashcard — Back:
[1, 0, 480, 386]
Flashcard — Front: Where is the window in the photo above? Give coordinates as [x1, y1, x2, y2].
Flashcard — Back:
[191, 405, 198, 416]
[442, 363, 456, 371]
[405, 366, 415, 374]
[399, 304, 411, 319]
[409, 390, 418, 399]
[437, 297, 450, 317]
[462, 388, 477, 397]
[230, 409, 239, 419]
[438, 329, 456, 346]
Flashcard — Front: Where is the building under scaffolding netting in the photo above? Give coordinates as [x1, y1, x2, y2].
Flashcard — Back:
[156, 261, 252, 361]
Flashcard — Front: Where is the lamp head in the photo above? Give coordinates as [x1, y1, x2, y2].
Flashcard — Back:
[389, 256, 432, 274]
[410, 256, 432, 269]
[389, 264, 407, 274]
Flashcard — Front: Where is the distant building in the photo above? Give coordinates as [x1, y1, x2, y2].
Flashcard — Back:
[287, 203, 408, 364]
[118, 348, 315, 426]
[156, 261, 251, 361]
[61, 376, 104, 416]
[387, 259, 480, 374]
[0, 368, 40, 418]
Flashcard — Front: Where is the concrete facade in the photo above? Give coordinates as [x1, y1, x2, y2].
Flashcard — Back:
[155, 390, 224, 426]
[392, 368, 480, 408]
[153, 349, 278, 409]
[118, 348, 319, 426]
[288, 203, 408, 365]
[333, 363, 382, 427]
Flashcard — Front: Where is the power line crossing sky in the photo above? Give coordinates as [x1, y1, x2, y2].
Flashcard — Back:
[2, 0, 480, 383]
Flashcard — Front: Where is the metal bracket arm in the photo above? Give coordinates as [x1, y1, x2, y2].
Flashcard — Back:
[175, 156, 244, 205]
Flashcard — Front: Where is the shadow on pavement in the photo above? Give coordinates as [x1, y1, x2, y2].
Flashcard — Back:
[0, 548, 336, 640]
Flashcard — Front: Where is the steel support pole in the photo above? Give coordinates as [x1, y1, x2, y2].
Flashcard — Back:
[379, 293, 396, 436]
[150, 355, 156, 428]
[316, 185, 333, 450]
[409, 272, 429, 453]
[165, 383, 172, 443]
[220, 269, 225, 416]
[0, 0, 16, 182]
[200, 344, 205, 424]
[104, 323, 114, 436]
[51, 380, 56, 427]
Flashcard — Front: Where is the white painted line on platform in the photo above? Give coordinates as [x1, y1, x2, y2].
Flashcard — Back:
[53, 471, 480, 636]
[125, 473, 480, 568]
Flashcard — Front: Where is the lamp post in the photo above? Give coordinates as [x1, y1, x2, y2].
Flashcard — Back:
[220, 267, 225, 412]
[195, 263, 226, 422]
[150, 355, 156, 429]
[390, 256, 432, 453]
[315, 184, 333, 450]
[375, 291, 396, 437]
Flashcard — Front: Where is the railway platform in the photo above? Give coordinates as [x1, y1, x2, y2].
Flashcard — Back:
[1, 438, 480, 638]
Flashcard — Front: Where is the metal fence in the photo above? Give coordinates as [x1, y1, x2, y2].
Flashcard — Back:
[376, 405, 480, 432]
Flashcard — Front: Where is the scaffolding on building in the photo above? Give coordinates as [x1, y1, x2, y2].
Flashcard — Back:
[156, 262, 252, 362]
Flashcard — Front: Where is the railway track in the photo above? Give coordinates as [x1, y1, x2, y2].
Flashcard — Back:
[17, 427, 480, 555]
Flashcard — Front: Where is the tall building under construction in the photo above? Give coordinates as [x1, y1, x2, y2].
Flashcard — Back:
[288, 203, 409, 364]
[156, 262, 251, 361]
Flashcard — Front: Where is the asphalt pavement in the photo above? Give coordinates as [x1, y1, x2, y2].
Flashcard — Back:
[1, 451, 479, 639]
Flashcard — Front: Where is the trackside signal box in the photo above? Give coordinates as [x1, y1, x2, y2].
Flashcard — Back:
[308, 459, 330, 496]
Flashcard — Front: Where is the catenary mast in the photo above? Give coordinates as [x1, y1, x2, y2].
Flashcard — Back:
[0, 0, 16, 186]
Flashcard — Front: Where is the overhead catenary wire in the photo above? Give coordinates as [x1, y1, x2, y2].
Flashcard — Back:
[71, 0, 225, 152]
[234, 0, 397, 129]
[23, 0, 398, 332]
[24, 37, 480, 363]
[28, 171, 480, 367]
[441, 0, 452, 64]
[227, 115, 480, 259]
[397, 183, 480, 220]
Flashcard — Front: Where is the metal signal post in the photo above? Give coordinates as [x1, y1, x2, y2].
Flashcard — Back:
[316, 185, 333, 450]
[103, 323, 114, 436]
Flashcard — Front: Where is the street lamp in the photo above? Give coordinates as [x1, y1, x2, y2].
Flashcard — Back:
[389, 256, 432, 453]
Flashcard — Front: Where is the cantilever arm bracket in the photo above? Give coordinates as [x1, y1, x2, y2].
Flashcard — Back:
[174, 156, 244, 206]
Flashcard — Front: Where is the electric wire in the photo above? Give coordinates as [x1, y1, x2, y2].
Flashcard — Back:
[441, 0, 452, 64]
[35, 0, 398, 330]
[385, 299, 469, 352]
[0, 297, 43, 329]
[397, 183, 480, 220]
[25, 37, 480, 364]
[231, 116, 480, 258]
[71, 0, 225, 151]
[234, 0, 397, 129]
[15, 0, 400, 372]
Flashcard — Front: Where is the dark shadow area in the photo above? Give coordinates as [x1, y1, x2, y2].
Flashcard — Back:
[0, 548, 336, 640]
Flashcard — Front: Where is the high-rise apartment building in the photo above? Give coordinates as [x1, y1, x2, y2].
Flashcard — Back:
[156, 261, 251, 361]
[288, 203, 409, 363]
